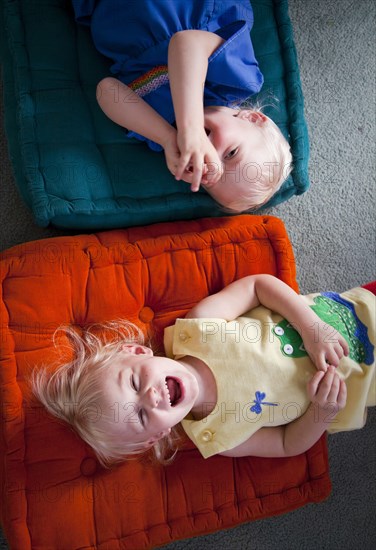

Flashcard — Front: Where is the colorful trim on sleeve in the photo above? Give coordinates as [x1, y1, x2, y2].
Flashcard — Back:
[128, 65, 169, 97]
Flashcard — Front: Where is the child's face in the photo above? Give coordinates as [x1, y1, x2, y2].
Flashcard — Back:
[202, 106, 271, 210]
[99, 344, 199, 449]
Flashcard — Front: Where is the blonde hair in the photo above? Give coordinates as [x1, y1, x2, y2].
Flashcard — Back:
[224, 104, 293, 213]
[31, 321, 180, 468]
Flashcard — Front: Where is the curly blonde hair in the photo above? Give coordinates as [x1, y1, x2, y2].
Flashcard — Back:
[31, 321, 180, 468]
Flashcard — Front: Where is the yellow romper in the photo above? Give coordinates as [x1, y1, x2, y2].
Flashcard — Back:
[164, 287, 375, 458]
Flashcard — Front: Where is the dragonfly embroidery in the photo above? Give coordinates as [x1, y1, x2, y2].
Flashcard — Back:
[250, 391, 278, 414]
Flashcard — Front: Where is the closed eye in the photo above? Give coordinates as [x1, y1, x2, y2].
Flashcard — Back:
[224, 147, 239, 161]
[138, 408, 146, 427]
[130, 374, 138, 392]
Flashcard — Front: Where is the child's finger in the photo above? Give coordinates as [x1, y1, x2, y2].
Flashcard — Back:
[333, 343, 344, 360]
[315, 352, 328, 372]
[189, 159, 204, 192]
[315, 366, 336, 402]
[339, 334, 350, 356]
[174, 154, 192, 181]
[325, 348, 340, 368]
[327, 371, 340, 403]
[307, 370, 326, 400]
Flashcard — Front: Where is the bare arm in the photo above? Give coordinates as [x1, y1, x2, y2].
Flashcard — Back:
[220, 367, 347, 457]
[96, 77, 179, 168]
[168, 30, 224, 190]
[186, 274, 349, 371]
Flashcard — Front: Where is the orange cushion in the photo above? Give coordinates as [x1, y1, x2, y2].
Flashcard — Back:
[0, 215, 331, 549]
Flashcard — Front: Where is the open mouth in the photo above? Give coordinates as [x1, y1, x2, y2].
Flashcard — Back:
[204, 127, 210, 136]
[165, 377, 182, 407]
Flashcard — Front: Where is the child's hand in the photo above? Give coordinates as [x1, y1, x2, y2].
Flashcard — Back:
[307, 366, 347, 420]
[302, 320, 349, 371]
[174, 127, 223, 191]
[163, 131, 181, 178]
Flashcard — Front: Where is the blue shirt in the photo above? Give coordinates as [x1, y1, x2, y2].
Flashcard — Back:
[72, 0, 264, 151]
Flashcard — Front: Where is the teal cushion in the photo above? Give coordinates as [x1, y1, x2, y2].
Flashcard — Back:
[0, 0, 309, 229]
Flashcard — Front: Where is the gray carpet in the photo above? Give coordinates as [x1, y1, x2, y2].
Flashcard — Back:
[1, 0, 375, 548]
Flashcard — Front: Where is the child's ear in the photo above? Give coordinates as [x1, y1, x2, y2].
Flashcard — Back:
[249, 111, 268, 125]
[239, 110, 267, 126]
[121, 344, 153, 356]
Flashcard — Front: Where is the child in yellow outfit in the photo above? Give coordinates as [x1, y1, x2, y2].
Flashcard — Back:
[32, 275, 375, 466]
[164, 283, 375, 457]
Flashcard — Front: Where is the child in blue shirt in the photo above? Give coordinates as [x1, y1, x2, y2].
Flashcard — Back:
[72, 0, 292, 211]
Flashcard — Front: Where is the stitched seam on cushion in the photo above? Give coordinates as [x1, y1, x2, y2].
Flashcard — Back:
[4, 1, 48, 223]
[231, 458, 240, 517]
[74, 16, 113, 207]
[91, 476, 100, 548]
[82, 260, 92, 323]
[0, 276, 31, 548]
[94, 471, 329, 547]
[138, 238, 271, 261]
[161, 467, 173, 541]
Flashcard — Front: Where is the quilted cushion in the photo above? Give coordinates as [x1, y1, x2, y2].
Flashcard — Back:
[0, 0, 309, 230]
[0, 215, 330, 550]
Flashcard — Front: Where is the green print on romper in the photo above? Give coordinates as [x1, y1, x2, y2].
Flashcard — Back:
[273, 294, 371, 364]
